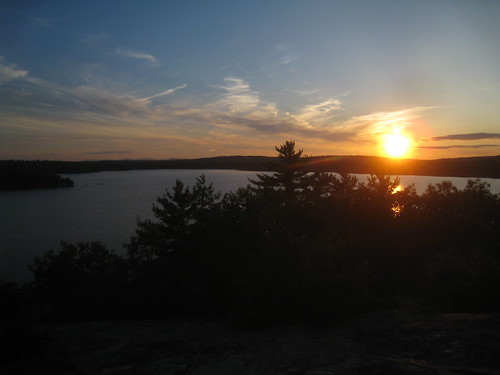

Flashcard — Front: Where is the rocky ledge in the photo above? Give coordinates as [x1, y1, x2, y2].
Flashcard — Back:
[3, 302, 500, 374]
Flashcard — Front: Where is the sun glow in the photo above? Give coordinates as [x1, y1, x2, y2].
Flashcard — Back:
[382, 132, 411, 158]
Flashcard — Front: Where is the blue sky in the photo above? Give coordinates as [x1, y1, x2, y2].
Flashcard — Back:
[1, 0, 499, 160]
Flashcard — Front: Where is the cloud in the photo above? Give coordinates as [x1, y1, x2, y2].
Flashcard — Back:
[202, 78, 354, 141]
[0, 66, 448, 154]
[67, 86, 150, 116]
[137, 84, 187, 103]
[0, 57, 183, 121]
[214, 77, 275, 116]
[298, 99, 343, 119]
[416, 144, 499, 150]
[211, 78, 347, 138]
[274, 43, 299, 69]
[28, 17, 53, 27]
[83, 150, 130, 155]
[213, 112, 354, 142]
[0, 57, 29, 84]
[345, 107, 437, 137]
[275, 43, 291, 52]
[116, 48, 158, 64]
[76, 32, 109, 44]
[285, 89, 319, 96]
[431, 133, 500, 141]
[281, 55, 298, 65]
[200, 79, 440, 144]
[0, 64, 351, 144]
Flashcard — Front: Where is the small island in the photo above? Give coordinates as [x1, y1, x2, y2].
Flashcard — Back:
[0, 161, 74, 190]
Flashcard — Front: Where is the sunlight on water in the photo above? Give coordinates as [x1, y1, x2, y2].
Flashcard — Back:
[391, 185, 404, 216]
[392, 184, 403, 194]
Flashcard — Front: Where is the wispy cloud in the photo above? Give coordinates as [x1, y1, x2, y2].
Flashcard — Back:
[281, 55, 298, 65]
[431, 133, 500, 141]
[28, 17, 53, 27]
[67, 86, 150, 116]
[275, 42, 299, 70]
[285, 89, 319, 96]
[470, 83, 500, 92]
[298, 99, 343, 120]
[214, 77, 274, 115]
[347, 107, 437, 137]
[137, 84, 187, 103]
[116, 48, 158, 64]
[416, 144, 499, 150]
[212, 78, 342, 134]
[275, 43, 291, 52]
[83, 150, 130, 155]
[0, 57, 29, 84]
[204, 77, 354, 141]
[419, 133, 500, 151]
[76, 32, 108, 44]
[0, 58, 181, 121]
[0, 61, 467, 157]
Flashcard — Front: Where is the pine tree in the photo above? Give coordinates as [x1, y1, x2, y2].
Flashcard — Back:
[127, 175, 221, 262]
[249, 140, 310, 205]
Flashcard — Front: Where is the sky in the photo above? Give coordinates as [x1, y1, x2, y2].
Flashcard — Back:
[1, 0, 499, 161]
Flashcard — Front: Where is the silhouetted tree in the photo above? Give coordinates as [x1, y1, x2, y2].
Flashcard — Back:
[249, 140, 310, 205]
[28, 242, 128, 321]
[127, 174, 222, 263]
[124, 175, 231, 317]
[17, 140, 500, 326]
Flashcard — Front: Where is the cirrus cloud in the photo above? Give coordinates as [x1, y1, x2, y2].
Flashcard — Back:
[137, 84, 188, 103]
[431, 133, 500, 141]
[83, 150, 130, 155]
[0, 57, 29, 84]
[0, 58, 483, 158]
[116, 48, 158, 64]
[416, 144, 499, 150]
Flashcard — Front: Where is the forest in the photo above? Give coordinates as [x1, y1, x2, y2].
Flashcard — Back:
[0, 161, 74, 190]
[1, 141, 500, 360]
[1, 152, 500, 181]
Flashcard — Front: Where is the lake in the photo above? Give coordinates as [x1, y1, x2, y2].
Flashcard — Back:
[1, 169, 499, 283]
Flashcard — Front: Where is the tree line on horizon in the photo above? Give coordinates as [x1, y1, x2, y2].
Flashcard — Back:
[1, 149, 500, 181]
[1, 140, 500, 358]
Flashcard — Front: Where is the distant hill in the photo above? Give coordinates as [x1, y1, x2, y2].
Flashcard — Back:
[306, 155, 500, 179]
[1, 155, 499, 181]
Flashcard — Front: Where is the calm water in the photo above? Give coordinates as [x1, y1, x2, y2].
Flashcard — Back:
[1, 169, 499, 282]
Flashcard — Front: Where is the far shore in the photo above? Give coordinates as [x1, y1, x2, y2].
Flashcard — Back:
[2, 154, 500, 179]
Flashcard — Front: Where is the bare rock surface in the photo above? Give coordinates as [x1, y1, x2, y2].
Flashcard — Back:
[3, 303, 500, 374]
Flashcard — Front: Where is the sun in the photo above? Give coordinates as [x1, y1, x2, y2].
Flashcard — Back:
[382, 132, 411, 158]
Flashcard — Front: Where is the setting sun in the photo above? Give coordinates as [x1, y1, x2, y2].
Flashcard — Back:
[383, 133, 411, 158]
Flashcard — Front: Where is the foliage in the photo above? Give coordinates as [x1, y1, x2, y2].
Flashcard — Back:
[249, 140, 310, 205]
[0, 160, 75, 190]
[127, 175, 221, 262]
[27, 242, 128, 322]
[7, 140, 500, 327]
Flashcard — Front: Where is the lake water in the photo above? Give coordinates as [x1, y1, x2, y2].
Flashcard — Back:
[1, 169, 499, 283]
